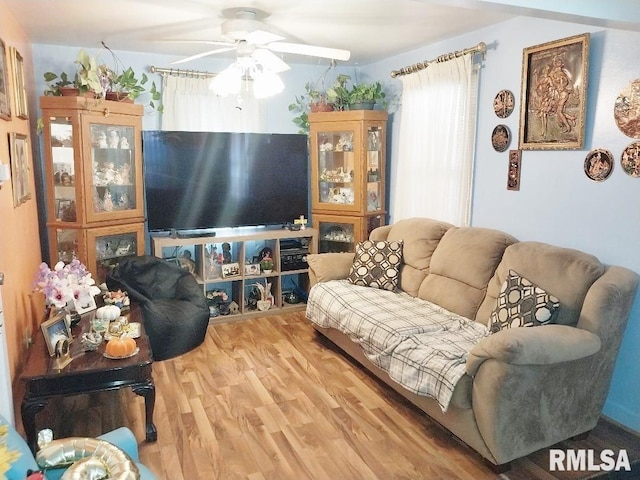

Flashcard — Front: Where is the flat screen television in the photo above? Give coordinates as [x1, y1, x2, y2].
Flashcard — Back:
[142, 131, 309, 232]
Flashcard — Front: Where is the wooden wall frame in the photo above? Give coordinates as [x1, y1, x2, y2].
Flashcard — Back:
[0, 38, 11, 120]
[518, 33, 590, 150]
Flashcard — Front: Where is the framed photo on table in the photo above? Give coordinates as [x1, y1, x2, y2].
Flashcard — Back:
[0, 38, 11, 120]
[518, 33, 590, 150]
[41, 311, 72, 357]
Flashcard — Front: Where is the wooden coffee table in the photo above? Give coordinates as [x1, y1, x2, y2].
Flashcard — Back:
[20, 305, 157, 453]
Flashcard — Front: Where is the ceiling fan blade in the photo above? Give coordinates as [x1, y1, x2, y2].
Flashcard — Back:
[158, 39, 235, 47]
[252, 48, 290, 72]
[267, 42, 351, 61]
[244, 29, 285, 45]
[171, 46, 236, 65]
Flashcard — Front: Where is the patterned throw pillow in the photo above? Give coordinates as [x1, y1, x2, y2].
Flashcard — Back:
[347, 240, 403, 291]
[488, 269, 560, 333]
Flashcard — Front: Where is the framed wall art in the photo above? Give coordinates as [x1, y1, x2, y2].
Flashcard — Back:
[614, 79, 640, 138]
[491, 124, 511, 152]
[507, 150, 521, 191]
[621, 141, 640, 178]
[10, 47, 27, 119]
[9, 132, 31, 206]
[493, 89, 515, 118]
[518, 33, 590, 150]
[0, 38, 11, 120]
[584, 148, 613, 182]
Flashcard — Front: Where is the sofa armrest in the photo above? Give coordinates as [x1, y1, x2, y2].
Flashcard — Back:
[466, 325, 600, 376]
[307, 253, 355, 286]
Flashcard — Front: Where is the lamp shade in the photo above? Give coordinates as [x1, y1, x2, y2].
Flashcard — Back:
[253, 69, 284, 99]
[209, 63, 242, 96]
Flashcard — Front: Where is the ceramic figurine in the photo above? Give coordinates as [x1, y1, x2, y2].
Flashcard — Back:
[103, 189, 114, 211]
[108, 130, 120, 148]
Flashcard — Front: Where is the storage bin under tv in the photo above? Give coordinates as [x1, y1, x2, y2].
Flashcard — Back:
[151, 228, 317, 323]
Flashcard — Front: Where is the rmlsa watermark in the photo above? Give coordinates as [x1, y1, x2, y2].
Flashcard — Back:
[549, 449, 631, 472]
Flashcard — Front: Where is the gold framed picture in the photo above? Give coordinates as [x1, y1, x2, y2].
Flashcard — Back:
[10, 47, 27, 119]
[518, 33, 590, 150]
[9, 132, 31, 206]
[0, 38, 11, 120]
[41, 311, 72, 357]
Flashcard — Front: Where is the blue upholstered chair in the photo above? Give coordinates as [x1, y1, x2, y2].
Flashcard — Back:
[1, 414, 157, 479]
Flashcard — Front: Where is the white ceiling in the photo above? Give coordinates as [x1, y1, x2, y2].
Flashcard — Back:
[4, 0, 640, 66]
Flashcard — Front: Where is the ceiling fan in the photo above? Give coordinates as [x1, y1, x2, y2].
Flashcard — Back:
[170, 7, 351, 72]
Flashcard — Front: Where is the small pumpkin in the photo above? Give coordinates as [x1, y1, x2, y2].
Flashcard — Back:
[105, 336, 137, 358]
[96, 305, 121, 321]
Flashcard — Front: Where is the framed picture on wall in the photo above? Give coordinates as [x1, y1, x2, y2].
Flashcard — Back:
[518, 33, 590, 150]
[9, 132, 31, 206]
[10, 47, 28, 119]
[0, 38, 11, 120]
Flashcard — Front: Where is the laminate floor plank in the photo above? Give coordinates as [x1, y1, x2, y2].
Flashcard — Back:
[14, 311, 639, 479]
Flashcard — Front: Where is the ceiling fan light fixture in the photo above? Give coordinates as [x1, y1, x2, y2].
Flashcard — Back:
[253, 68, 284, 99]
[209, 63, 242, 96]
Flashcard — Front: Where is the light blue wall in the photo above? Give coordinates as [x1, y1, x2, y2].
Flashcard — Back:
[363, 16, 640, 433]
[30, 14, 640, 432]
[31, 44, 355, 132]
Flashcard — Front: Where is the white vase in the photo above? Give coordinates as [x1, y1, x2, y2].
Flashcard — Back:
[257, 300, 271, 312]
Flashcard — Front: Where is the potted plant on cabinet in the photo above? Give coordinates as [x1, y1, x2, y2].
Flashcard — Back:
[348, 81, 386, 110]
[288, 82, 334, 134]
[104, 66, 163, 112]
[43, 49, 103, 97]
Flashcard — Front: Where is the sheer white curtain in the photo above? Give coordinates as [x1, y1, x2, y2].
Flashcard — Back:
[160, 75, 265, 132]
[391, 54, 480, 226]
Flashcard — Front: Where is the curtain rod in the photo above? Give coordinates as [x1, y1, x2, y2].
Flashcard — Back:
[148, 66, 217, 78]
[390, 42, 487, 78]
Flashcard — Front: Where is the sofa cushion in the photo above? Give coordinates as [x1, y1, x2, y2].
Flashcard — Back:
[476, 242, 605, 326]
[488, 269, 560, 333]
[348, 240, 403, 291]
[372, 218, 453, 296]
[418, 227, 518, 320]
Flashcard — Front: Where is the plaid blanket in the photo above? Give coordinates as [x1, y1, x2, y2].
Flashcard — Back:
[306, 280, 489, 412]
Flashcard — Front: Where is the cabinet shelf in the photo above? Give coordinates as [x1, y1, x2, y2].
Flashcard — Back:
[152, 228, 317, 323]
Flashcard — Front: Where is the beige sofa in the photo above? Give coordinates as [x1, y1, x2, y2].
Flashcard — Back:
[305, 218, 639, 469]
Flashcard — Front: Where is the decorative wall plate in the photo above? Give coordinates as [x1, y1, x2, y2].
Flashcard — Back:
[584, 148, 613, 182]
[614, 79, 640, 138]
[492, 124, 511, 152]
[621, 141, 640, 177]
[493, 89, 515, 118]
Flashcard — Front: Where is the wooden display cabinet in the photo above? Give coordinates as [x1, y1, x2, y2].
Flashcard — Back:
[309, 110, 387, 252]
[40, 96, 145, 280]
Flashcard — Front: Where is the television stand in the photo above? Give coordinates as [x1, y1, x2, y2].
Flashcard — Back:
[175, 231, 216, 239]
[151, 228, 318, 324]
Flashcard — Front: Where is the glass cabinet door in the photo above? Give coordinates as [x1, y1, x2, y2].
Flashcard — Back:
[50, 117, 78, 223]
[316, 129, 356, 209]
[90, 124, 137, 216]
[366, 126, 382, 212]
[87, 223, 145, 284]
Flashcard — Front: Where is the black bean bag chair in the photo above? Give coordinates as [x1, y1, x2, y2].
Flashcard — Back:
[107, 255, 209, 361]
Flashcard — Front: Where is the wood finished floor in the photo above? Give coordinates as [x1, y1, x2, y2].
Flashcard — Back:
[16, 312, 640, 479]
